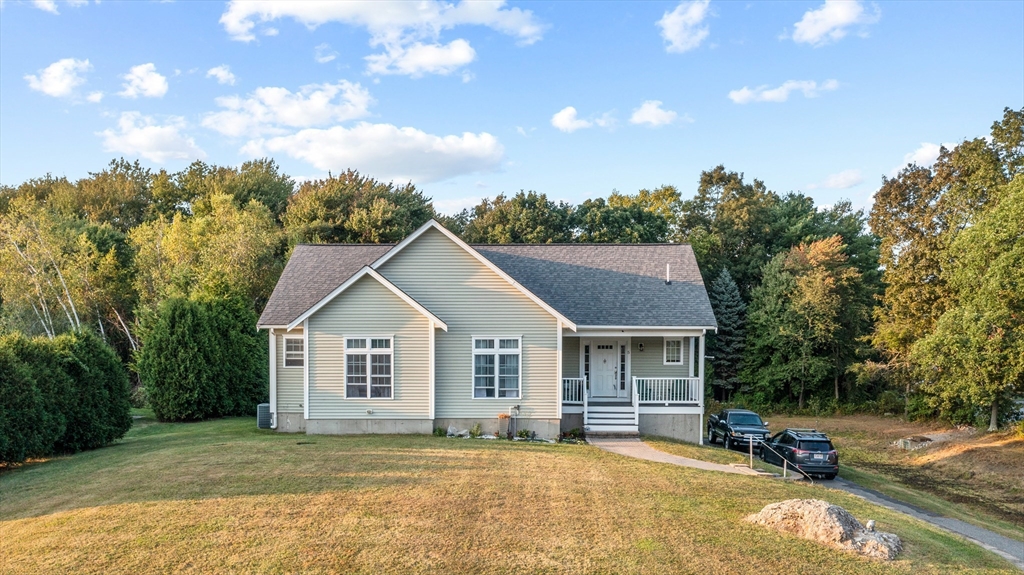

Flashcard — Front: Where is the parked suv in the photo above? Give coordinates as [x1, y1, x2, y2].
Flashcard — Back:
[760, 429, 839, 480]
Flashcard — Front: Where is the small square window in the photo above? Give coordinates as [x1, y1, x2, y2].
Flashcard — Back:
[347, 338, 367, 349]
[284, 337, 304, 367]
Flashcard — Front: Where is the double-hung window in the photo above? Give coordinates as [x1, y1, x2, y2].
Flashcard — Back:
[664, 339, 682, 365]
[283, 337, 304, 367]
[346, 337, 393, 398]
[473, 337, 521, 398]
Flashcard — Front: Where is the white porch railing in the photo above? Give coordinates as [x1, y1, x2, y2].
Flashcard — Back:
[634, 377, 701, 404]
[562, 377, 586, 404]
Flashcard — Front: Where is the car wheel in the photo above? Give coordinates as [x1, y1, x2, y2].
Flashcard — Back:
[824, 473, 837, 480]
[724, 436, 732, 450]
[707, 427, 715, 444]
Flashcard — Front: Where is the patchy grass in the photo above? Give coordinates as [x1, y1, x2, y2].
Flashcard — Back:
[764, 414, 1024, 542]
[0, 414, 1017, 574]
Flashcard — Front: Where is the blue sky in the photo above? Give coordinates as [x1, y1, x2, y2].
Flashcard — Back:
[1, 1, 1022, 214]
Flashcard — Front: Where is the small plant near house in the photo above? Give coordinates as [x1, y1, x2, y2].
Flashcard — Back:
[516, 429, 530, 439]
[433, 427, 446, 437]
[560, 428, 584, 443]
[469, 423, 483, 438]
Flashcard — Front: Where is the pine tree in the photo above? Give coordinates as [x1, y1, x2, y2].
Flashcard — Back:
[708, 268, 745, 401]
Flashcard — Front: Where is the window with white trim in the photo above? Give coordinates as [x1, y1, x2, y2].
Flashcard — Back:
[473, 337, 520, 398]
[283, 337, 304, 367]
[664, 339, 682, 364]
[346, 337, 392, 398]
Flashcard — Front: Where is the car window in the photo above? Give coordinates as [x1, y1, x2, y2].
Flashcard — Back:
[778, 433, 796, 446]
[728, 413, 763, 425]
[798, 440, 833, 452]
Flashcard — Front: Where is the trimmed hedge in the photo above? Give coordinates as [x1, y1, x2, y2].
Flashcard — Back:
[0, 331, 131, 465]
[136, 296, 267, 422]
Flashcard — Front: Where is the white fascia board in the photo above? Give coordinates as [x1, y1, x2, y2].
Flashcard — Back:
[574, 327, 712, 338]
[370, 219, 577, 332]
[286, 266, 448, 331]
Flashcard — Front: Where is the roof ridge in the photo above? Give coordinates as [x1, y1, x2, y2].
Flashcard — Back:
[295, 243, 398, 247]
[472, 243, 693, 247]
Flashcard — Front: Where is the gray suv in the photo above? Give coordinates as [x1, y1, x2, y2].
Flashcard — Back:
[760, 429, 839, 480]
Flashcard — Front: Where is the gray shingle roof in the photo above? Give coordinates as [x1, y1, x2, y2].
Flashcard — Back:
[257, 244, 393, 327]
[474, 244, 717, 328]
[259, 239, 717, 329]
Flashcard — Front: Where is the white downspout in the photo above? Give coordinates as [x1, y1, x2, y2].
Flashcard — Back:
[698, 330, 706, 445]
[269, 329, 277, 429]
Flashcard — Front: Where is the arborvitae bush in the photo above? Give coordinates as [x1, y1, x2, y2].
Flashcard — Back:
[52, 331, 133, 452]
[0, 331, 131, 464]
[137, 296, 267, 422]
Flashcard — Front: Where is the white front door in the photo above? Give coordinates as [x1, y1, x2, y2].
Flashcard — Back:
[591, 341, 618, 398]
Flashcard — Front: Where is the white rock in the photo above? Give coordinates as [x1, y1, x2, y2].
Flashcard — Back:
[745, 499, 902, 560]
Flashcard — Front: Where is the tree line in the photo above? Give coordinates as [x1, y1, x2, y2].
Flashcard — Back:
[1, 107, 1020, 431]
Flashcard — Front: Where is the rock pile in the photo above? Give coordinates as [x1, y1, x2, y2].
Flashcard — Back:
[745, 499, 902, 560]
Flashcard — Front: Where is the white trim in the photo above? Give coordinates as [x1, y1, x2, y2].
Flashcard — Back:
[689, 337, 696, 378]
[639, 405, 703, 415]
[268, 329, 277, 428]
[574, 328, 708, 338]
[698, 331, 706, 445]
[470, 335, 523, 400]
[556, 320, 563, 420]
[342, 335, 395, 400]
[562, 404, 584, 415]
[577, 325, 718, 331]
[428, 320, 436, 420]
[370, 220, 577, 331]
[303, 319, 309, 420]
[287, 266, 447, 332]
[663, 338, 683, 366]
[282, 335, 304, 368]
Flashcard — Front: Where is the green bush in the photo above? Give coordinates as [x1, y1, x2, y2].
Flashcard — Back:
[52, 331, 133, 452]
[136, 296, 267, 422]
[0, 331, 131, 464]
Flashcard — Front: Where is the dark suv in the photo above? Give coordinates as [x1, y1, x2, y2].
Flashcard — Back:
[760, 429, 839, 480]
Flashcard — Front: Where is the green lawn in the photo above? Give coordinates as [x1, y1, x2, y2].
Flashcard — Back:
[0, 413, 1016, 574]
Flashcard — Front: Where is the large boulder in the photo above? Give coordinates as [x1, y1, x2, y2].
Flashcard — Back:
[745, 499, 902, 560]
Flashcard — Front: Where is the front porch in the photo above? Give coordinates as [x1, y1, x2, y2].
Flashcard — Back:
[559, 333, 706, 442]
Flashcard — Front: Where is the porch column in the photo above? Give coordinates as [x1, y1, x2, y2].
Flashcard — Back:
[698, 331, 706, 445]
[268, 329, 277, 428]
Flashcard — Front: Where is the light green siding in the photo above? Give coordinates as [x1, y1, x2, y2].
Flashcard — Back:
[562, 336, 580, 378]
[307, 275, 431, 419]
[276, 328, 304, 413]
[631, 336, 694, 379]
[378, 227, 559, 420]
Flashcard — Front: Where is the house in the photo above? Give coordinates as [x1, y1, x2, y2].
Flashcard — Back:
[256, 220, 717, 443]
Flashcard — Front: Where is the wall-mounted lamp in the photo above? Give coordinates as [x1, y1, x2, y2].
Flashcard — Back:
[637, 342, 645, 352]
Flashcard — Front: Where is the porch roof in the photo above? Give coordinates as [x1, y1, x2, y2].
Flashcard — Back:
[473, 244, 717, 329]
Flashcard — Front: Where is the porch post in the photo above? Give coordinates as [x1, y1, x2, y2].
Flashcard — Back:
[698, 330, 706, 445]
[556, 320, 563, 421]
[268, 329, 277, 428]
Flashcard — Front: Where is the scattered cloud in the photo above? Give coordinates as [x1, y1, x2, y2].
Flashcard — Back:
[30, 1, 94, 15]
[119, 63, 169, 98]
[789, 0, 880, 47]
[629, 100, 679, 127]
[551, 106, 592, 133]
[24, 57, 91, 98]
[728, 79, 838, 104]
[314, 43, 337, 64]
[241, 122, 504, 184]
[218, 1, 544, 77]
[657, 0, 711, 53]
[206, 65, 236, 85]
[202, 80, 373, 138]
[888, 142, 953, 175]
[808, 169, 863, 190]
[98, 112, 206, 163]
[86, 91, 103, 103]
[365, 39, 476, 77]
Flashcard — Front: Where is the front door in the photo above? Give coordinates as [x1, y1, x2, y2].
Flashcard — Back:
[591, 342, 618, 398]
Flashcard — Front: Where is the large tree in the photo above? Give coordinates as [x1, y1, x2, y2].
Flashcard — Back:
[707, 268, 745, 401]
[573, 198, 669, 243]
[461, 191, 573, 244]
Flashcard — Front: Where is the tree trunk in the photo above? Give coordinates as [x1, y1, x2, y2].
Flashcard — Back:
[834, 372, 840, 401]
[799, 380, 805, 410]
[988, 400, 999, 432]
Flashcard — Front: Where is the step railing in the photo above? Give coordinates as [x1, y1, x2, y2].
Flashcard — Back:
[633, 377, 701, 404]
[583, 377, 590, 427]
[562, 377, 586, 404]
[753, 438, 815, 483]
[631, 377, 639, 426]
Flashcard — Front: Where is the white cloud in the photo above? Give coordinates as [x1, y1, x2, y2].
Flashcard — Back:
[32, 0, 59, 13]
[86, 91, 103, 103]
[119, 63, 169, 98]
[808, 169, 863, 190]
[241, 122, 503, 184]
[202, 80, 373, 138]
[314, 43, 337, 64]
[365, 39, 476, 77]
[728, 79, 838, 104]
[206, 65, 236, 85]
[888, 142, 954, 175]
[551, 106, 592, 133]
[629, 100, 679, 127]
[24, 58, 91, 98]
[98, 112, 206, 163]
[657, 0, 711, 53]
[434, 195, 482, 214]
[790, 0, 880, 47]
[218, 1, 543, 76]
